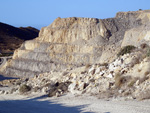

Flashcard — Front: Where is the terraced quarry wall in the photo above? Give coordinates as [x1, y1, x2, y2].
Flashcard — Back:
[1, 10, 150, 77]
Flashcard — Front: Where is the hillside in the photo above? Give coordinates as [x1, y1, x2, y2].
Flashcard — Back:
[0, 10, 150, 101]
[0, 22, 39, 52]
[1, 10, 150, 77]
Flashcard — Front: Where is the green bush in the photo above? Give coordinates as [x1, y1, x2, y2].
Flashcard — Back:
[19, 84, 31, 94]
[146, 48, 150, 57]
[117, 45, 136, 57]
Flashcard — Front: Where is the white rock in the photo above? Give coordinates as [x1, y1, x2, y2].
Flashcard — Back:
[107, 73, 113, 78]
[4, 91, 8, 95]
[95, 67, 101, 74]
[70, 73, 77, 78]
[143, 57, 150, 62]
[0, 90, 4, 94]
[56, 92, 60, 97]
[71, 90, 82, 95]
[84, 76, 90, 83]
[78, 82, 85, 90]
[113, 59, 120, 66]
[88, 66, 95, 74]
[86, 87, 92, 93]
[42, 87, 48, 93]
[63, 76, 69, 82]
[94, 74, 100, 79]
[90, 87, 99, 94]
[99, 70, 105, 76]
[109, 64, 115, 71]
[68, 82, 76, 92]
[118, 90, 123, 93]
[135, 80, 140, 86]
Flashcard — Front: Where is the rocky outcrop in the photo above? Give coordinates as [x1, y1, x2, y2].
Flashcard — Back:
[122, 24, 150, 47]
[1, 10, 150, 77]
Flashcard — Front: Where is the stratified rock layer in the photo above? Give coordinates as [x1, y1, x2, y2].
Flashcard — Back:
[1, 10, 150, 77]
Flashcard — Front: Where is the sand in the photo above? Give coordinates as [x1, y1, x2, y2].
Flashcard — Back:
[1, 93, 150, 113]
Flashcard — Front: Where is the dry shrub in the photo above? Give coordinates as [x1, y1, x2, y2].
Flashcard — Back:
[146, 48, 150, 57]
[19, 84, 31, 94]
[127, 77, 138, 87]
[128, 80, 135, 87]
[114, 73, 123, 88]
[48, 82, 71, 97]
[117, 45, 136, 57]
[115, 73, 133, 88]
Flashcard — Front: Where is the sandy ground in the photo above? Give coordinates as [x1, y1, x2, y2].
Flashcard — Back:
[1, 93, 150, 113]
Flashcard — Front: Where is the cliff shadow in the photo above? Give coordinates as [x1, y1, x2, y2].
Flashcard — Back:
[0, 75, 18, 81]
[0, 94, 94, 113]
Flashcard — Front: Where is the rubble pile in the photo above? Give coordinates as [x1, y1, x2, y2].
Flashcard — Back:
[1, 45, 150, 100]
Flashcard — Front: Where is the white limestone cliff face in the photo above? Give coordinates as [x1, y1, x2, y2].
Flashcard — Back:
[121, 24, 150, 47]
[1, 10, 150, 77]
[121, 10, 150, 47]
[38, 17, 109, 43]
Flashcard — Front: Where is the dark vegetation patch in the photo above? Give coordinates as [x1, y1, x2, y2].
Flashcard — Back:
[19, 84, 31, 94]
[48, 82, 71, 97]
[117, 45, 136, 57]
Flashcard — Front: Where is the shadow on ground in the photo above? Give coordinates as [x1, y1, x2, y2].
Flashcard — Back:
[0, 75, 18, 81]
[0, 94, 94, 113]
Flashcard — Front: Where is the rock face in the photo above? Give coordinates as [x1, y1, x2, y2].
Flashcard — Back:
[121, 10, 150, 47]
[1, 10, 150, 77]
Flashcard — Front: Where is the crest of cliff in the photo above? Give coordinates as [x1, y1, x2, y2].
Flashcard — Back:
[0, 22, 39, 52]
[1, 10, 150, 78]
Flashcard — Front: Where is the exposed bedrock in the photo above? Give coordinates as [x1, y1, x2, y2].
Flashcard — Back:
[1, 10, 150, 77]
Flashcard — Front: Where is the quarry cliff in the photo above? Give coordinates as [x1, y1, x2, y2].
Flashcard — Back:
[1, 10, 150, 77]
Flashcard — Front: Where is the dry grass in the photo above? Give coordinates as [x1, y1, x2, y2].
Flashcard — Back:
[114, 73, 123, 88]
[114, 73, 134, 88]
[127, 79, 136, 87]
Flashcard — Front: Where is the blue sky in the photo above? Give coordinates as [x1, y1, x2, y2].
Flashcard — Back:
[0, 0, 150, 29]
